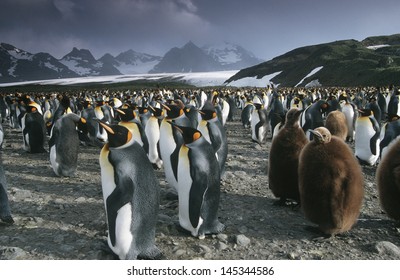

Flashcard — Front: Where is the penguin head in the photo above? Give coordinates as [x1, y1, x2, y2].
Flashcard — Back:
[160, 103, 183, 119]
[97, 121, 132, 148]
[358, 108, 373, 117]
[169, 122, 202, 145]
[116, 107, 136, 122]
[138, 106, 149, 115]
[310, 127, 332, 144]
[285, 108, 303, 126]
[149, 105, 164, 118]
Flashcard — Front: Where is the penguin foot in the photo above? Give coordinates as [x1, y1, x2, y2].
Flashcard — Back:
[138, 247, 164, 260]
[272, 198, 290, 206]
[0, 215, 14, 225]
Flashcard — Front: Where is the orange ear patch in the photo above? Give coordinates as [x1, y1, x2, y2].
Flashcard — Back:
[193, 132, 201, 141]
[80, 118, 86, 124]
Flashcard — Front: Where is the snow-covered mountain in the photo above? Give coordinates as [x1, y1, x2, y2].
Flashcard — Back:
[0, 43, 79, 82]
[100, 50, 162, 74]
[0, 41, 263, 83]
[149, 41, 264, 73]
[59, 47, 121, 76]
[202, 41, 264, 70]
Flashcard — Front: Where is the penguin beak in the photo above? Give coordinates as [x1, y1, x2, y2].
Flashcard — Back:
[157, 101, 171, 111]
[116, 108, 125, 115]
[95, 119, 115, 135]
[309, 129, 323, 141]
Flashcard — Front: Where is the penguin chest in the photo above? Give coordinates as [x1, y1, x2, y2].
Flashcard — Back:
[99, 147, 133, 259]
[49, 144, 59, 175]
[251, 111, 261, 139]
[177, 146, 203, 236]
[355, 119, 380, 163]
[198, 120, 211, 144]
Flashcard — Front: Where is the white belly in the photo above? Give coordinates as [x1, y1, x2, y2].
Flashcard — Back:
[177, 146, 203, 236]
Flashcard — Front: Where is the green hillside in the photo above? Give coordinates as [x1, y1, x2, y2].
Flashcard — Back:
[225, 34, 400, 87]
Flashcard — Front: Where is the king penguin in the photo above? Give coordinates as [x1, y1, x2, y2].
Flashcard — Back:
[376, 137, 400, 220]
[198, 101, 228, 177]
[49, 113, 87, 177]
[354, 108, 380, 165]
[159, 103, 191, 194]
[21, 102, 47, 153]
[116, 107, 149, 156]
[0, 154, 13, 225]
[379, 115, 400, 159]
[172, 123, 225, 238]
[325, 110, 348, 141]
[268, 108, 308, 204]
[98, 121, 161, 260]
[145, 105, 164, 169]
[298, 127, 364, 236]
[250, 101, 269, 145]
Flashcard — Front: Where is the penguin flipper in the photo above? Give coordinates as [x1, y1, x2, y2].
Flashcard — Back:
[106, 177, 133, 246]
[188, 171, 208, 229]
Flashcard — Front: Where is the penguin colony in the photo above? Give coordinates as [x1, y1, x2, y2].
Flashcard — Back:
[0, 85, 400, 258]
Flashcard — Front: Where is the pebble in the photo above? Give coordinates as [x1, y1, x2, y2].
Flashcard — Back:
[75, 197, 86, 203]
[235, 234, 251, 246]
[375, 241, 400, 258]
[216, 241, 228, 251]
[216, 233, 229, 242]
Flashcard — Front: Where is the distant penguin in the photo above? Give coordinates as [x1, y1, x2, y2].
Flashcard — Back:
[198, 102, 228, 177]
[376, 138, 400, 220]
[387, 88, 400, 117]
[268, 92, 286, 138]
[0, 154, 13, 225]
[49, 114, 87, 177]
[366, 96, 382, 125]
[21, 103, 47, 153]
[116, 107, 149, 156]
[340, 99, 357, 142]
[146, 105, 164, 169]
[0, 123, 3, 149]
[98, 122, 161, 260]
[299, 127, 364, 235]
[250, 102, 269, 145]
[80, 98, 102, 147]
[172, 123, 225, 238]
[159, 103, 191, 193]
[268, 108, 308, 204]
[379, 115, 400, 159]
[299, 99, 329, 139]
[325, 110, 348, 141]
[241, 99, 254, 128]
[355, 109, 380, 165]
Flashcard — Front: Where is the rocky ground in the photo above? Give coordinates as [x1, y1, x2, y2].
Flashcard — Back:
[1, 113, 400, 260]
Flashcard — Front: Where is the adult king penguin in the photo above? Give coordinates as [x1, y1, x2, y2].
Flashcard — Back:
[376, 138, 400, 221]
[21, 103, 47, 153]
[49, 113, 87, 177]
[268, 108, 308, 204]
[250, 101, 269, 145]
[198, 101, 228, 177]
[299, 127, 364, 235]
[354, 108, 380, 165]
[116, 107, 149, 156]
[98, 121, 161, 260]
[0, 154, 13, 225]
[172, 123, 225, 239]
[159, 103, 191, 193]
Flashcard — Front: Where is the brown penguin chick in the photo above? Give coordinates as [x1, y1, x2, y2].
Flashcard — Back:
[268, 108, 308, 205]
[298, 127, 364, 236]
[325, 110, 348, 141]
[376, 138, 400, 220]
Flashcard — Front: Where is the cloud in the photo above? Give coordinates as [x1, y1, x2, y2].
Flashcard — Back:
[53, 0, 76, 19]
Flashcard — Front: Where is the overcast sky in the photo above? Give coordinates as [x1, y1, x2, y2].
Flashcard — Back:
[1, 0, 399, 61]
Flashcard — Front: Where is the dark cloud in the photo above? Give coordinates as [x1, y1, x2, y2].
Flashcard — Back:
[1, 0, 399, 60]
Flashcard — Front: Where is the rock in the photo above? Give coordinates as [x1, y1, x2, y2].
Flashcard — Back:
[75, 197, 86, 203]
[216, 241, 228, 251]
[0, 246, 29, 260]
[197, 244, 212, 254]
[235, 234, 251, 246]
[375, 241, 400, 258]
[216, 233, 229, 242]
